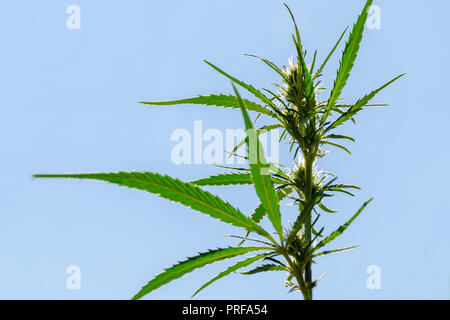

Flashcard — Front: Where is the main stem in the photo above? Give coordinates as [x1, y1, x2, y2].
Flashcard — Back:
[303, 154, 314, 300]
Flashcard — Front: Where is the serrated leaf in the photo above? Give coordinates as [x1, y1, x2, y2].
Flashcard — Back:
[139, 94, 276, 118]
[131, 246, 270, 300]
[233, 85, 283, 241]
[243, 54, 285, 79]
[237, 188, 292, 246]
[204, 60, 277, 111]
[191, 173, 252, 186]
[322, 0, 373, 124]
[241, 264, 287, 275]
[325, 73, 405, 132]
[192, 254, 267, 297]
[33, 172, 271, 239]
[251, 187, 293, 223]
[313, 245, 359, 258]
[313, 27, 348, 81]
[316, 198, 373, 250]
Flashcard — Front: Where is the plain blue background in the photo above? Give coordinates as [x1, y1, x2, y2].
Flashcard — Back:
[0, 0, 448, 299]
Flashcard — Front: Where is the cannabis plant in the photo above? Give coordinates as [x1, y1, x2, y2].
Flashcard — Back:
[35, 0, 403, 300]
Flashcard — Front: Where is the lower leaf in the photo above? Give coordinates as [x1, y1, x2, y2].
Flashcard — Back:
[192, 254, 268, 297]
[132, 246, 270, 300]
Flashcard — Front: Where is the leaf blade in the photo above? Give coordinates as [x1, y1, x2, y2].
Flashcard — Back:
[322, 0, 373, 124]
[131, 246, 270, 300]
[313, 27, 348, 81]
[191, 173, 253, 186]
[233, 85, 283, 241]
[316, 198, 373, 250]
[34, 172, 270, 238]
[204, 60, 277, 111]
[321, 140, 352, 155]
[325, 73, 405, 132]
[313, 245, 359, 258]
[251, 187, 293, 223]
[240, 264, 287, 275]
[139, 94, 276, 118]
[192, 254, 268, 297]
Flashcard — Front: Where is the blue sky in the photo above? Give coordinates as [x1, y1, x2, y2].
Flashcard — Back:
[0, 0, 449, 299]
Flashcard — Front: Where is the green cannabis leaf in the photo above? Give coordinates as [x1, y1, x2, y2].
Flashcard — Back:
[34, 0, 403, 300]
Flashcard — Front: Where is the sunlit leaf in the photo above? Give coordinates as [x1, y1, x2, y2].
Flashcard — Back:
[192, 254, 268, 297]
[313, 245, 359, 258]
[140, 94, 277, 118]
[234, 85, 283, 241]
[316, 198, 373, 250]
[204, 60, 277, 112]
[34, 172, 271, 239]
[241, 264, 287, 275]
[132, 246, 270, 300]
[322, 0, 374, 124]
[191, 173, 252, 186]
[325, 73, 405, 132]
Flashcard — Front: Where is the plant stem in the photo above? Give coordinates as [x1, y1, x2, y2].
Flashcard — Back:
[303, 154, 314, 300]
